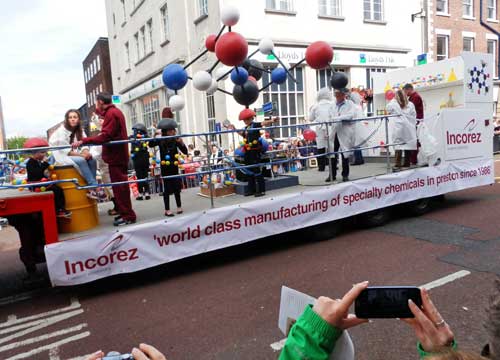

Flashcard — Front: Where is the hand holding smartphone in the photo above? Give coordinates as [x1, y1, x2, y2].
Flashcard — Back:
[355, 286, 422, 319]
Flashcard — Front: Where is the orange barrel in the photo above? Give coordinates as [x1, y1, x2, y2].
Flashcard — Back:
[52, 165, 99, 233]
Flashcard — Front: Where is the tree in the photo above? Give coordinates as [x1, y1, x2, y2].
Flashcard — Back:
[7, 136, 28, 160]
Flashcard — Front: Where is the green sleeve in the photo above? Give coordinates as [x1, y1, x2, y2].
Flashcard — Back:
[417, 340, 457, 358]
[279, 305, 343, 360]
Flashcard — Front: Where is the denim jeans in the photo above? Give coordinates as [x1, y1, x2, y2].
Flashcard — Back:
[70, 156, 97, 186]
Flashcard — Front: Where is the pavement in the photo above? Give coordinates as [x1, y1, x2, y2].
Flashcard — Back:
[0, 157, 498, 359]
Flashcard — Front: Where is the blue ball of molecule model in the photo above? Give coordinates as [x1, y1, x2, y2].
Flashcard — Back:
[162, 64, 188, 91]
[165, 155, 171, 160]
[271, 67, 287, 84]
[16, 179, 22, 185]
[231, 67, 249, 86]
[156, 158, 161, 163]
[15, 160, 20, 165]
[131, 154, 135, 159]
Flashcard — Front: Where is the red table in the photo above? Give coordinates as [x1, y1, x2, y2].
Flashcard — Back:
[0, 189, 59, 244]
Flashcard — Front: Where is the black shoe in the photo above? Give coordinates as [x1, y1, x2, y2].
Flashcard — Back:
[254, 192, 265, 197]
[325, 177, 336, 183]
[136, 196, 144, 201]
[114, 218, 136, 226]
[244, 192, 255, 197]
[114, 215, 122, 221]
[145, 194, 151, 200]
[318, 168, 325, 172]
[342, 176, 349, 182]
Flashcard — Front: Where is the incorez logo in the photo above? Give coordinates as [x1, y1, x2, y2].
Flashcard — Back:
[446, 118, 482, 145]
[64, 234, 139, 275]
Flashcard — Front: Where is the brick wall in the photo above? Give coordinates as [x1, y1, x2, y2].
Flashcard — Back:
[430, 0, 500, 70]
[83, 38, 114, 116]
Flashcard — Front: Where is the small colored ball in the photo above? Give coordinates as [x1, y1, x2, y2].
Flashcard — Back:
[162, 64, 188, 91]
[143, 143, 148, 147]
[165, 161, 171, 166]
[18, 187, 24, 192]
[161, 161, 166, 165]
[137, 134, 143, 138]
[135, 147, 139, 152]
[34, 188, 41, 193]
[231, 67, 249, 86]
[51, 174, 58, 180]
[41, 177, 48, 182]
[206, 34, 217, 52]
[175, 154, 179, 159]
[174, 161, 179, 166]
[271, 67, 287, 84]
[49, 165, 55, 170]
[40, 186, 47, 192]
[253, 140, 258, 145]
[22, 179, 27, 184]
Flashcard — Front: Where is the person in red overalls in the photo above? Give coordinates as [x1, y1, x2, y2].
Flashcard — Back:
[403, 84, 424, 166]
[73, 93, 137, 226]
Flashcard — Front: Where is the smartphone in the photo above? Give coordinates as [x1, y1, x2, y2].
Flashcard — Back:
[355, 286, 422, 319]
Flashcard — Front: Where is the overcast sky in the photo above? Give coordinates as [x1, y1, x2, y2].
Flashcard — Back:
[0, 0, 108, 138]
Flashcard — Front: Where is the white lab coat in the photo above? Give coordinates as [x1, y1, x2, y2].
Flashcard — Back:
[333, 100, 356, 153]
[309, 99, 335, 150]
[386, 99, 417, 150]
[49, 125, 89, 172]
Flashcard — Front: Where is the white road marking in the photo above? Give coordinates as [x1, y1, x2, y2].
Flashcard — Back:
[48, 347, 60, 360]
[4, 331, 90, 360]
[0, 324, 87, 352]
[0, 298, 80, 328]
[270, 270, 472, 352]
[0, 309, 84, 345]
[420, 270, 471, 290]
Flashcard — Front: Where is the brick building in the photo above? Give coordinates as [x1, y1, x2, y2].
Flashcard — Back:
[83, 37, 114, 116]
[0, 97, 6, 150]
[428, 0, 500, 77]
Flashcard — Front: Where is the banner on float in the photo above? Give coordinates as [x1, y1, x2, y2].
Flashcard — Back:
[46, 159, 494, 286]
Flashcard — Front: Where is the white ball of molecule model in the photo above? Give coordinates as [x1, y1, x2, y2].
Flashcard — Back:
[221, 5, 240, 27]
[207, 79, 218, 95]
[193, 71, 213, 91]
[169, 95, 185, 112]
[215, 66, 230, 81]
[259, 38, 274, 55]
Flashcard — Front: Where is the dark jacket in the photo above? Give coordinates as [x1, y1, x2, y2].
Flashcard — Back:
[409, 92, 424, 120]
[149, 138, 188, 194]
[82, 105, 129, 165]
[26, 158, 49, 182]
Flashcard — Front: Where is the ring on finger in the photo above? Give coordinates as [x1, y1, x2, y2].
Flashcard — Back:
[435, 319, 446, 328]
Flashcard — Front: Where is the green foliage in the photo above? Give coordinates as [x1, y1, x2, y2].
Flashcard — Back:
[7, 136, 28, 160]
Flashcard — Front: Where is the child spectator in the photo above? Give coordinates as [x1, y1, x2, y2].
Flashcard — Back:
[24, 138, 71, 218]
[130, 123, 151, 200]
[149, 118, 188, 217]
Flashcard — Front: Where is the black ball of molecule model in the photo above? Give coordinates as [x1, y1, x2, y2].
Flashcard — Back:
[233, 80, 260, 106]
[330, 72, 349, 90]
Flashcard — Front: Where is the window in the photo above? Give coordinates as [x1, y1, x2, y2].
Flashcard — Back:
[93, 60, 97, 75]
[147, 20, 153, 53]
[120, 0, 126, 21]
[488, 39, 497, 77]
[130, 103, 138, 125]
[364, 0, 383, 21]
[463, 37, 474, 52]
[437, 35, 449, 61]
[84, 70, 87, 83]
[87, 94, 90, 105]
[198, 0, 208, 16]
[207, 94, 216, 141]
[113, 13, 116, 26]
[266, 0, 295, 12]
[99, 84, 103, 92]
[436, 0, 448, 13]
[142, 94, 160, 129]
[140, 26, 146, 58]
[318, 0, 342, 17]
[463, 0, 473, 17]
[488, 0, 497, 19]
[160, 3, 170, 42]
[97, 55, 101, 71]
[262, 66, 305, 138]
[125, 42, 131, 69]
[134, 32, 140, 61]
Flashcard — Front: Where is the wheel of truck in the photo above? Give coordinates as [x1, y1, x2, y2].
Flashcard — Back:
[406, 198, 431, 216]
[304, 221, 342, 241]
[358, 208, 390, 228]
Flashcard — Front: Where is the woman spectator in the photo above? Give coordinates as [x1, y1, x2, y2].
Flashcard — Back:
[386, 90, 418, 170]
[50, 109, 99, 197]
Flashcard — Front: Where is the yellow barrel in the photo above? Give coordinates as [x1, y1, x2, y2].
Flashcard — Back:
[52, 165, 99, 233]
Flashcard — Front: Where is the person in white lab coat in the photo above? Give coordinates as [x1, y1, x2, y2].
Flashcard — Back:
[348, 92, 366, 165]
[326, 88, 356, 182]
[309, 88, 335, 172]
[386, 89, 417, 170]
